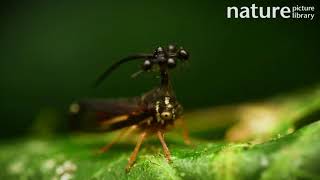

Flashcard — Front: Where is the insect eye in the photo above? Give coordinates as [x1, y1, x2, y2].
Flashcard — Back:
[167, 58, 176, 68]
[177, 48, 189, 61]
[160, 111, 172, 120]
[142, 60, 152, 71]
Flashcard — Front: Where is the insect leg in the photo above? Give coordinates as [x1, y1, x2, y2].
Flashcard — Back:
[126, 131, 147, 172]
[157, 131, 171, 163]
[97, 125, 137, 154]
[176, 118, 192, 146]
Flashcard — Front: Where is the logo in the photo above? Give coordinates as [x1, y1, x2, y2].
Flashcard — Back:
[227, 4, 315, 20]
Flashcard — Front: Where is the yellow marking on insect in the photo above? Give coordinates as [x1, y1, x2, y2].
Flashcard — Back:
[100, 115, 129, 126]
[69, 103, 80, 114]
[172, 109, 176, 119]
[156, 101, 161, 122]
[143, 117, 153, 125]
[137, 117, 153, 126]
[156, 101, 160, 113]
[165, 96, 170, 105]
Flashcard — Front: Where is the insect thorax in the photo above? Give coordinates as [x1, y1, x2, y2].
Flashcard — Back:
[140, 88, 182, 128]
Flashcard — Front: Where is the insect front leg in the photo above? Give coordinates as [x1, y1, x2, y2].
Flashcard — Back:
[126, 131, 148, 172]
[157, 131, 171, 163]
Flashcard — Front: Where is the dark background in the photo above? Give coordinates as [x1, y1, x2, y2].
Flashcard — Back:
[0, 0, 319, 138]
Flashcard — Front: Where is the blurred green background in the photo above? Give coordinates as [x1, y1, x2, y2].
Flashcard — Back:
[0, 0, 319, 138]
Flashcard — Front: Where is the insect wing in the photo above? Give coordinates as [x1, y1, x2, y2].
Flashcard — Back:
[69, 98, 148, 132]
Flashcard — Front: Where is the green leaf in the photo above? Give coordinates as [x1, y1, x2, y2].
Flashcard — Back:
[1, 86, 320, 180]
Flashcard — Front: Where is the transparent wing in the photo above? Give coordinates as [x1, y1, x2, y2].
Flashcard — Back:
[69, 98, 151, 132]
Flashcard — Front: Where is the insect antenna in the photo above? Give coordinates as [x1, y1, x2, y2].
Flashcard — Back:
[94, 53, 153, 87]
[130, 70, 144, 79]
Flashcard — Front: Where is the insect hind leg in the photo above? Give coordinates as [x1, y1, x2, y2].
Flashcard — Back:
[176, 118, 192, 146]
[97, 125, 137, 154]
